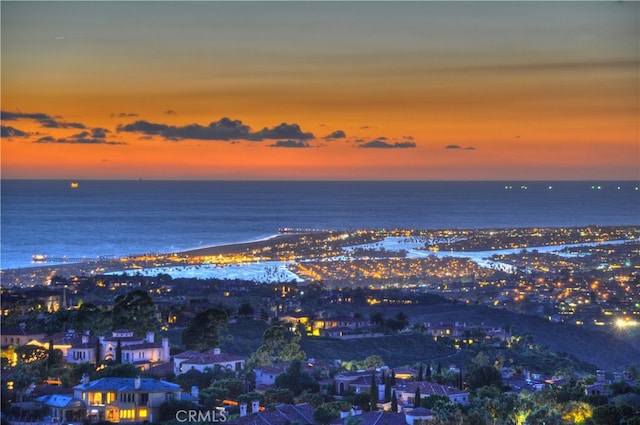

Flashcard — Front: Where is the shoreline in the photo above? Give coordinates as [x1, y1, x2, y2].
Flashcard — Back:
[0, 231, 322, 286]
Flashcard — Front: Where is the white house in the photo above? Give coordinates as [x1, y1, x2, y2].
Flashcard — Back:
[173, 348, 245, 375]
[100, 329, 170, 369]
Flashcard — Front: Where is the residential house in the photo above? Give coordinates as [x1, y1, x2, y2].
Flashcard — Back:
[28, 330, 99, 364]
[100, 329, 170, 369]
[73, 374, 190, 423]
[585, 370, 612, 397]
[228, 402, 315, 425]
[393, 381, 469, 406]
[29, 329, 170, 368]
[1, 324, 46, 348]
[173, 348, 245, 375]
[35, 394, 85, 423]
[334, 370, 383, 399]
[334, 411, 407, 425]
[254, 359, 332, 388]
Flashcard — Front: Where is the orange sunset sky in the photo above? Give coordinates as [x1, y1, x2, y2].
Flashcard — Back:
[1, 1, 639, 180]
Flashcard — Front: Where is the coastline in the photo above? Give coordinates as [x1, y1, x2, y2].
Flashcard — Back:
[0, 231, 320, 286]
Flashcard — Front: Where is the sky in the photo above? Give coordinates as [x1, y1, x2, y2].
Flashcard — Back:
[1, 1, 639, 180]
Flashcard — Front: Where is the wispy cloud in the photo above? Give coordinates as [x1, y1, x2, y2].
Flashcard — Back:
[268, 140, 312, 148]
[35, 128, 126, 145]
[1, 110, 86, 129]
[111, 112, 139, 118]
[445, 144, 476, 150]
[359, 137, 416, 149]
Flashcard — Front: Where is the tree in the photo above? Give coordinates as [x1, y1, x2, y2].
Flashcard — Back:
[248, 325, 305, 367]
[237, 302, 255, 319]
[370, 312, 385, 326]
[425, 363, 431, 381]
[115, 339, 122, 364]
[384, 374, 392, 403]
[363, 355, 384, 370]
[111, 290, 160, 335]
[208, 378, 245, 400]
[466, 365, 502, 390]
[591, 404, 634, 425]
[275, 359, 317, 395]
[414, 387, 421, 407]
[314, 404, 341, 425]
[97, 363, 140, 378]
[417, 363, 424, 381]
[11, 364, 35, 418]
[369, 373, 377, 411]
[175, 369, 214, 393]
[264, 388, 294, 406]
[391, 390, 398, 413]
[182, 308, 228, 351]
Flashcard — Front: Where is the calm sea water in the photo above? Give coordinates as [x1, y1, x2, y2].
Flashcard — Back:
[1, 180, 639, 270]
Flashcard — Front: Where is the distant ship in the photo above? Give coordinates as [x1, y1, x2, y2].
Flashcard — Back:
[70, 182, 79, 188]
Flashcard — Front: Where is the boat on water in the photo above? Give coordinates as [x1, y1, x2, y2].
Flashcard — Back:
[70, 182, 79, 188]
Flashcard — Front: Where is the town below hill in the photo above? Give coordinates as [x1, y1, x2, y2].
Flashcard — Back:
[1, 225, 639, 424]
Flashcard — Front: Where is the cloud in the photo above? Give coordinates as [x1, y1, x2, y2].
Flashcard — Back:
[359, 138, 417, 149]
[118, 117, 314, 141]
[253, 123, 314, 140]
[324, 130, 346, 140]
[111, 112, 139, 118]
[1, 125, 29, 138]
[445, 144, 476, 150]
[1, 110, 86, 129]
[34, 127, 125, 145]
[403, 136, 414, 140]
[269, 140, 311, 148]
[164, 109, 177, 115]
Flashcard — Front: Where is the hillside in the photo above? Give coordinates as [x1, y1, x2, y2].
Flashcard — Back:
[217, 304, 640, 372]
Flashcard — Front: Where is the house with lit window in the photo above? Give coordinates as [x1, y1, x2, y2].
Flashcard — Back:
[100, 329, 170, 370]
[1, 324, 46, 348]
[73, 374, 187, 423]
[28, 329, 170, 369]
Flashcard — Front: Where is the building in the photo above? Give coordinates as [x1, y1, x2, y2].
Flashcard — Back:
[336, 409, 436, 425]
[173, 347, 245, 375]
[254, 359, 331, 388]
[73, 375, 188, 423]
[334, 370, 383, 397]
[28, 329, 170, 369]
[1, 324, 46, 348]
[228, 402, 315, 425]
[35, 394, 85, 423]
[100, 329, 170, 369]
[393, 381, 469, 406]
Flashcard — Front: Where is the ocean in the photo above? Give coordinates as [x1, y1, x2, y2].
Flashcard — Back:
[1, 180, 639, 270]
